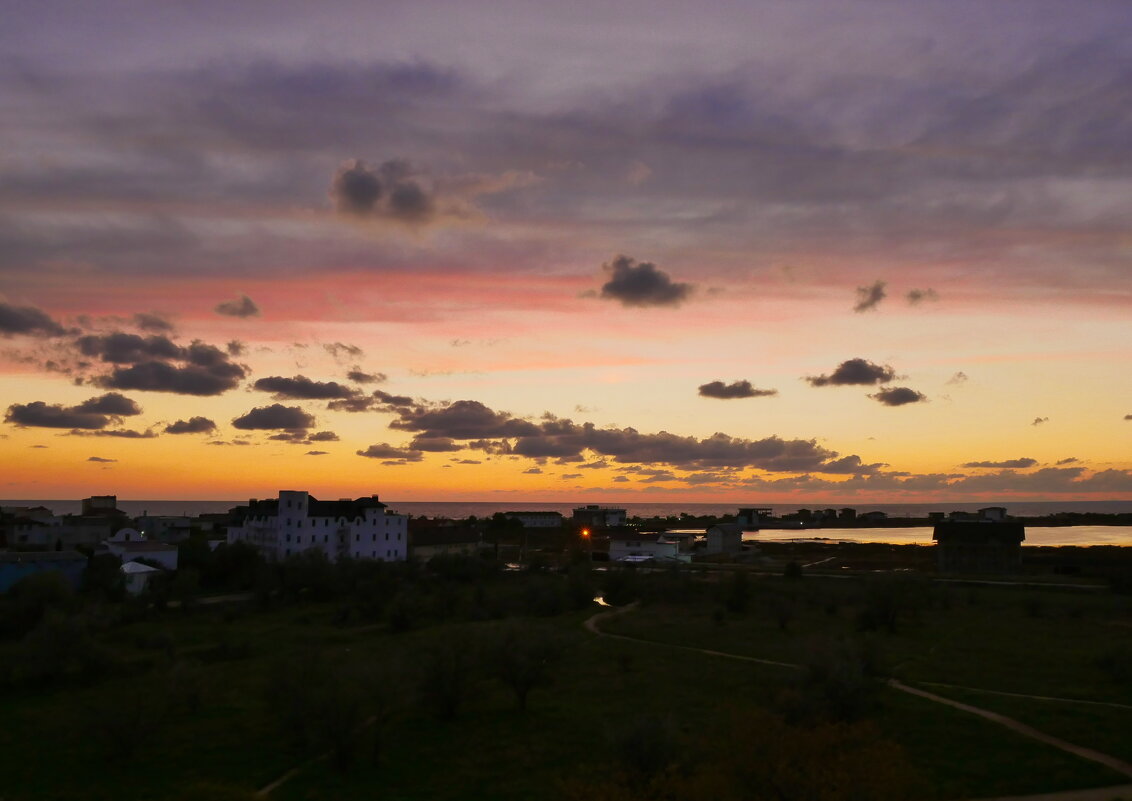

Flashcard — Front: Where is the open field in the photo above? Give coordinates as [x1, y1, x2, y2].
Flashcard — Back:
[1, 550, 1131, 799]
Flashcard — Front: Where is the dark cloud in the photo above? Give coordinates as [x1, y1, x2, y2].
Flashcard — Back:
[870, 387, 927, 406]
[390, 399, 540, 439]
[253, 375, 359, 400]
[522, 467, 543, 474]
[165, 416, 218, 434]
[327, 388, 413, 412]
[906, 288, 939, 305]
[698, 380, 778, 400]
[330, 159, 436, 222]
[77, 332, 182, 364]
[598, 255, 694, 308]
[231, 404, 315, 431]
[1032, 416, 1049, 426]
[306, 451, 329, 456]
[1056, 457, 1079, 465]
[69, 428, 156, 439]
[805, 358, 896, 387]
[347, 369, 386, 384]
[324, 342, 363, 360]
[306, 431, 339, 442]
[5, 393, 140, 430]
[132, 312, 174, 332]
[409, 436, 462, 452]
[853, 280, 887, 313]
[73, 392, 142, 416]
[87, 456, 116, 463]
[962, 458, 1039, 469]
[947, 372, 969, 385]
[356, 442, 424, 462]
[76, 334, 246, 395]
[98, 359, 245, 396]
[227, 340, 247, 356]
[0, 302, 67, 338]
[214, 295, 260, 318]
[385, 398, 868, 474]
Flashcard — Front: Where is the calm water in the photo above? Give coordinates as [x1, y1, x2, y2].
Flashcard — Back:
[749, 526, 1132, 547]
[5, 499, 1132, 547]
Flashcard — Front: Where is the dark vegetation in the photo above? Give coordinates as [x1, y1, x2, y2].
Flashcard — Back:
[0, 537, 1130, 800]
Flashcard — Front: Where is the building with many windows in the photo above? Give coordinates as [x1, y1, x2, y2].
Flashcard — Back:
[226, 491, 408, 562]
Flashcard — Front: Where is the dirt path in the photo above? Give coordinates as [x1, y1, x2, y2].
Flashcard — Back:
[584, 604, 1132, 799]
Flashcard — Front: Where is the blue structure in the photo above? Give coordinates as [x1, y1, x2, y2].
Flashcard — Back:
[0, 551, 87, 593]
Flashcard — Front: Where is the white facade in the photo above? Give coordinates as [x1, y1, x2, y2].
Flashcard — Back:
[608, 535, 688, 563]
[104, 528, 180, 570]
[226, 490, 408, 562]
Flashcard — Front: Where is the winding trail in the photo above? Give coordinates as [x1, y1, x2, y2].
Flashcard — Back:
[584, 603, 1132, 801]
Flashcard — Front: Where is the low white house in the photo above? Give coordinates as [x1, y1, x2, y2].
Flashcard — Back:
[608, 533, 689, 563]
[226, 491, 408, 562]
[121, 561, 162, 595]
[103, 528, 179, 570]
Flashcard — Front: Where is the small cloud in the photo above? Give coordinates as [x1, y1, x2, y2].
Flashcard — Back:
[253, 375, 358, 400]
[324, 342, 363, 361]
[330, 158, 436, 223]
[347, 369, 386, 384]
[598, 255, 694, 308]
[907, 288, 939, 305]
[165, 416, 217, 434]
[522, 467, 543, 474]
[227, 340, 247, 356]
[1124, 414, 1132, 421]
[1031, 416, 1049, 426]
[853, 280, 886, 313]
[133, 312, 174, 332]
[806, 358, 896, 387]
[946, 372, 969, 385]
[215, 295, 260, 318]
[561, 473, 583, 480]
[1056, 457, 1079, 465]
[231, 404, 315, 431]
[870, 387, 927, 406]
[305, 450, 329, 456]
[87, 456, 116, 463]
[698, 380, 778, 400]
[356, 442, 423, 462]
[962, 458, 1038, 469]
[611, 475, 630, 483]
[0, 302, 67, 337]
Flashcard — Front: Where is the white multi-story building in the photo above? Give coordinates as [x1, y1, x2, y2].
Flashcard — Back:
[226, 491, 408, 562]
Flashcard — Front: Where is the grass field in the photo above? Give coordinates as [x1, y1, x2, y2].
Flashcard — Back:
[1, 563, 1130, 800]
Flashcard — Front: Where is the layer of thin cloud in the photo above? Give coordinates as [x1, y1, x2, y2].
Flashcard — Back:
[962, 458, 1038, 469]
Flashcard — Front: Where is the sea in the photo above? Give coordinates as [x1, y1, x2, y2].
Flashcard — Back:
[5, 499, 1132, 547]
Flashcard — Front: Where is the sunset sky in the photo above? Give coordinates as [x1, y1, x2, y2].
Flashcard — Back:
[2, 0, 1130, 503]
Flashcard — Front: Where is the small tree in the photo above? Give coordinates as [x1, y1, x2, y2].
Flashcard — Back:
[493, 622, 562, 711]
[416, 635, 478, 721]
